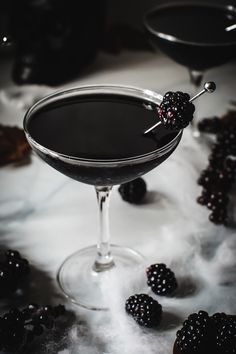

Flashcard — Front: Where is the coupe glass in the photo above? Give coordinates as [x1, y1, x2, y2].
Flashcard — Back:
[144, 2, 236, 135]
[23, 85, 182, 310]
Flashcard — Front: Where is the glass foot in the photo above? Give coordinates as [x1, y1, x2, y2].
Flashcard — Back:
[57, 245, 144, 311]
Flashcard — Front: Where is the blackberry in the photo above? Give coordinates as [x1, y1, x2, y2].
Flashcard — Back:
[197, 194, 208, 206]
[205, 191, 228, 212]
[53, 304, 66, 318]
[146, 263, 177, 296]
[211, 312, 228, 329]
[225, 156, 236, 172]
[215, 170, 235, 189]
[0, 304, 66, 352]
[118, 178, 147, 204]
[198, 117, 222, 134]
[196, 109, 236, 226]
[217, 130, 236, 146]
[215, 316, 236, 353]
[0, 249, 30, 296]
[6, 250, 20, 259]
[176, 311, 213, 353]
[22, 303, 39, 320]
[158, 91, 195, 130]
[208, 191, 228, 208]
[197, 169, 214, 188]
[125, 294, 162, 327]
[196, 188, 211, 206]
[208, 152, 225, 169]
[2, 324, 27, 352]
[209, 209, 228, 226]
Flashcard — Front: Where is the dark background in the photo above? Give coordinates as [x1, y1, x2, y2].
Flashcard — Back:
[0, 0, 235, 86]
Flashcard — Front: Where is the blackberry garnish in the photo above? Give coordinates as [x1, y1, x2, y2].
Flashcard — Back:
[158, 91, 195, 130]
[0, 304, 66, 352]
[215, 316, 236, 353]
[125, 293, 162, 327]
[146, 263, 177, 296]
[175, 311, 213, 353]
[0, 249, 30, 296]
[118, 178, 147, 204]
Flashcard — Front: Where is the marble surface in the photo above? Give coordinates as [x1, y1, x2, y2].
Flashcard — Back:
[0, 50, 236, 354]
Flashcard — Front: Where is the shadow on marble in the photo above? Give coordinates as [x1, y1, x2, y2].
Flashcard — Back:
[158, 310, 182, 331]
[141, 310, 182, 334]
[175, 276, 203, 299]
[200, 239, 224, 261]
[142, 191, 168, 205]
[0, 244, 63, 311]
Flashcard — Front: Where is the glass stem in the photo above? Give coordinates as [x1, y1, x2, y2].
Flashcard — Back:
[93, 186, 115, 272]
[189, 69, 204, 138]
[189, 69, 204, 89]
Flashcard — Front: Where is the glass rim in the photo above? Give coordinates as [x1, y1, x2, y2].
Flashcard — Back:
[143, 1, 236, 47]
[23, 84, 183, 167]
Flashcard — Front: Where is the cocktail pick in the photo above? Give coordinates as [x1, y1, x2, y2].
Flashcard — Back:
[1, 34, 13, 46]
[143, 81, 216, 135]
[225, 24, 236, 32]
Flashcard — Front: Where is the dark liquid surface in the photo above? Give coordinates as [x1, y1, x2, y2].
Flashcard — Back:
[147, 4, 236, 44]
[27, 94, 177, 160]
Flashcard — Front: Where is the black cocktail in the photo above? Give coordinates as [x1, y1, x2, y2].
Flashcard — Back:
[24, 85, 182, 310]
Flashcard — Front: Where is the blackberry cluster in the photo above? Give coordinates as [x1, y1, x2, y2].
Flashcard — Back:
[174, 311, 236, 354]
[197, 110, 236, 226]
[158, 91, 195, 130]
[176, 311, 212, 353]
[0, 303, 65, 352]
[0, 250, 30, 295]
[198, 117, 222, 134]
[125, 294, 162, 327]
[146, 263, 178, 296]
[215, 315, 236, 353]
[118, 178, 147, 204]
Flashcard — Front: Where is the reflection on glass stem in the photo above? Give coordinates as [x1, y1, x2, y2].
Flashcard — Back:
[189, 69, 204, 89]
[93, 186, 115, 273]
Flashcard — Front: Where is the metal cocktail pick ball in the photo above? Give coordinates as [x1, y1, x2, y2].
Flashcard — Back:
[1, 34, 13, 47]
[143, 81, 216, 134]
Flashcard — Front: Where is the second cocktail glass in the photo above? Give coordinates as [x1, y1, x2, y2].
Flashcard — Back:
[144, 2, 236, 134]
[23, 85, 182, 310]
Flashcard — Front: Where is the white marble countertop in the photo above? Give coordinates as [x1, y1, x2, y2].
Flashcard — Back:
[0, 50, 236, 354]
